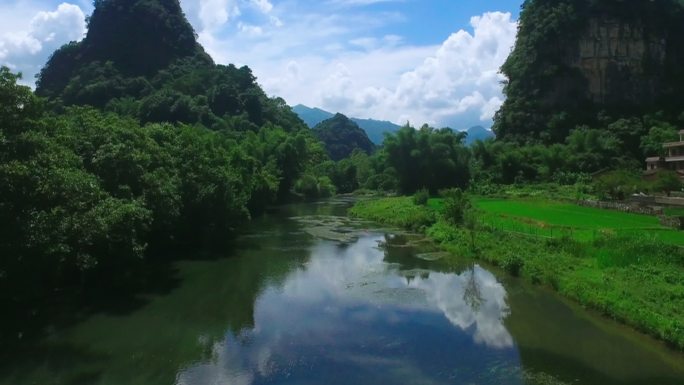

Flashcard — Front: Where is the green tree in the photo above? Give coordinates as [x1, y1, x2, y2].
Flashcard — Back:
[441, 188, 471, 225]
[641, 124, 679, 157]
[593, 170, 642, 200]
[383, 125, 470, 193]
[652, 171, 683, 196]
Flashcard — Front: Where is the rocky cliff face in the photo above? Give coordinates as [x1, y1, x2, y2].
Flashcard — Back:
[494, 0, 684, 143]
[573, 17, 667, 106]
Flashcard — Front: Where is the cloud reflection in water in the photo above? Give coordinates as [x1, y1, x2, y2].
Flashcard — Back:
[176, 234, 515, 385]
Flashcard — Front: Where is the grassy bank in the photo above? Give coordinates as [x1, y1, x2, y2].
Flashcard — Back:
[350, 196, 684, 349]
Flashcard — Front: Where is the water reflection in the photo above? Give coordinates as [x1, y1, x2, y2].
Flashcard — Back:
[409, 266, 513, 349]
[176, 233, 516, 384]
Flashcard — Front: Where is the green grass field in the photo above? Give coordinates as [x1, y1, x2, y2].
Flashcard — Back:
[428, 197, 684, 246]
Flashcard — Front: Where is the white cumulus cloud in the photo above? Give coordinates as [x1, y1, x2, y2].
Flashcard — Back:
[0, 1, 517, 130]
[316, 11, 518, 128]
[0, 2, 86, 85]
[230, 10, 517, 130]
[197, 0, 240, 32]
[250, 0, 273, 14]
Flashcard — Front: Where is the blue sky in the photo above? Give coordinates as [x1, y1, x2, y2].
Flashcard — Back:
[0, 0, 523, 129]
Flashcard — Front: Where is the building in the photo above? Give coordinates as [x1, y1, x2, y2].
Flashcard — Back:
[645, 130, 684, 180]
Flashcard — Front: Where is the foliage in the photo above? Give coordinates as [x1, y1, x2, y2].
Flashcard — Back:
[294, 174, 336, 200]
[652, 170, 683, 196]
[494, 0, 684, 144]
[440, 188, 472, 226]
[1, 0, 330, 311]
[349, 197, 436, 231]
[36, 2, 305, 134]
[640, 123, 679, 157]
[469, 126, 644, 186]
[0, 70, 151, 301]
[312, 113, 374, 161]
[593, 170, 643, 200]
[473, 182, 594, 201]
[0, 65, 324, 304]
[382, 124, 470, 194]
[37, 0, 211, 98]
[412, 188, 429, 206]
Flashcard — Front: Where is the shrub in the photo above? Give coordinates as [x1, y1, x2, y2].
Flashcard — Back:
[651, 170, 683, 196]
[294, 174, 320, 200]
[440, 188, 471, 225]
[413, 188, 429, 205]
[593, 170, 643, 200]
[294, 174, 337, 200]
[501, 254, 524, 276]
[318, 176, 336, 198]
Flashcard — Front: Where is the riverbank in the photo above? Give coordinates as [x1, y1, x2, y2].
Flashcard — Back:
[349, 196, 684, 349]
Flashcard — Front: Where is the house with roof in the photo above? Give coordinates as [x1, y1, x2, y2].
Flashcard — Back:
[645, 130, 684, 180]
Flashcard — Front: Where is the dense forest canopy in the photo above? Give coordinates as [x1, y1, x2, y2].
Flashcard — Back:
[494, 0, 684, 144]
[0, 66, 327, 307]
[312, 113, 375, 161]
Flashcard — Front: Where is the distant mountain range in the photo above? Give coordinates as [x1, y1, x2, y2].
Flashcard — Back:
[292, 104, 494, 145]
[293, 105, 400, 145]
[464, 125, 495, 144]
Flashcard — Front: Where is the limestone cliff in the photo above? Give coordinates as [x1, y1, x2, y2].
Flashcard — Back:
[574, 17, 667, 105]
[494, 0, 684, 143]
[36, 0, 213, 99]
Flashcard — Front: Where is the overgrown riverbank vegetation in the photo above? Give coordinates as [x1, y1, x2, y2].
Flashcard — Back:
[350, 194, 684, 348]
[0, 66, 329, 311]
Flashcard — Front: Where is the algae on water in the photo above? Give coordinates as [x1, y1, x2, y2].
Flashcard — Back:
[291, 215, 371, 243]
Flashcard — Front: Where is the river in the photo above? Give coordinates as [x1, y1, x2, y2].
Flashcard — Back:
[2, 199, 684, 385]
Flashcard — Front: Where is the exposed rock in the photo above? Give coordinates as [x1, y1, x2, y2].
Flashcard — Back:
[573, 17, 667, 105]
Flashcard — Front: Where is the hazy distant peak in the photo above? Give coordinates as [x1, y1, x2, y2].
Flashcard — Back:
[293, 105, 400, 145]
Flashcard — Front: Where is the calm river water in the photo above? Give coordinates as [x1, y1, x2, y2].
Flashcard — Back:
[2, 199, 684, 385]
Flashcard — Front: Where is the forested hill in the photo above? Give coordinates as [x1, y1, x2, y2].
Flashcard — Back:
[0, 0, 331, 314]
[313, 114, 375, 161]
[293, 105, 335, 127]
[465, 126, 495, 145]
[35, 0, 305, 132]
[494, 0, 684, 143]
[37, 0, 209, 99]
[293, 104, 401, 145]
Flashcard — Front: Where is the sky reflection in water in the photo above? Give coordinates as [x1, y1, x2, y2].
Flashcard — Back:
[176, 234, 519, 385]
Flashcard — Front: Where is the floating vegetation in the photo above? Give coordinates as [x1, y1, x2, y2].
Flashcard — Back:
[415, 252, 450, 261]
[522, 370, 575, 385]
[291, 215, 372, 243]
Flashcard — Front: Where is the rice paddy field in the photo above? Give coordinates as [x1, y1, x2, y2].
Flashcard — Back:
[429, 197, 684, 246]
